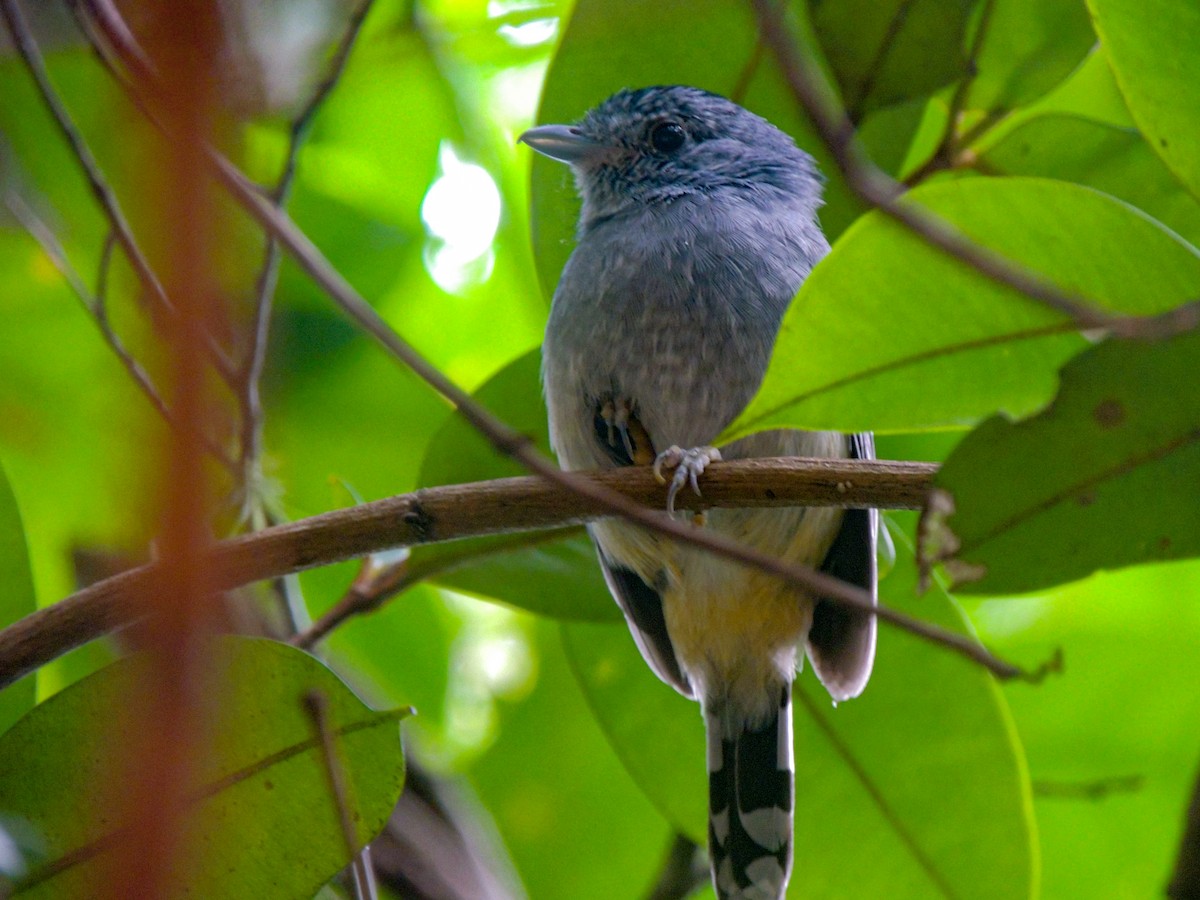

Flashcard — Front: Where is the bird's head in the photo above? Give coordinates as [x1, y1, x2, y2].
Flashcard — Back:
[520, 85, 823, 229]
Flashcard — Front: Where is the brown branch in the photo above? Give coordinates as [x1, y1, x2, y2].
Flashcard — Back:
[749, 0, 1200, 341]
[0, 457, 1047, 691]
[293, 529, 578, 650]
[643, 832, 705, 900]
[1169, 757, 1200, 899]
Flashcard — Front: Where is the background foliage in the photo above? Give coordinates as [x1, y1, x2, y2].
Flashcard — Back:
[0, 0, 1198, 897]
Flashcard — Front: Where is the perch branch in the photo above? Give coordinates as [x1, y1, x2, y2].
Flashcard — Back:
[0, 457, 1048, 691]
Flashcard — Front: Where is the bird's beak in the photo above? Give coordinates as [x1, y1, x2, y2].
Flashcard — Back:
[518, 124, 606, 165]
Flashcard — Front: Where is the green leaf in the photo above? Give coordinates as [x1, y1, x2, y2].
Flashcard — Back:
[564, 532, 1036, 898]
[0, 637, 407, 899]
[0, 459, 36, 736]
[725, 177, 1200, 439]
[417, 348, 549, 487]
[1089, 0, 1200, 202]
[1016, 45, 1134, 130]
[968, 0, 1095, 112]
[808, 0, 977, 119]
[933, 330, 1200, 594]
[970, 560, 1200, 897]
[978, 114, 1200, 249]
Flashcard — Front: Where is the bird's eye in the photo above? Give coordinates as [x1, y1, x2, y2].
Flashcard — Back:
[649, 121, 686, 153]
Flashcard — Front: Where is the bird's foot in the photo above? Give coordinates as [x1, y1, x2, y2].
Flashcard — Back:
[596, 396, 655, 466]
[653, 445, 722, 515]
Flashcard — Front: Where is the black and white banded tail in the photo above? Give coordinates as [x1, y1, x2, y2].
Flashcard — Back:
[707, 687, 794, 900]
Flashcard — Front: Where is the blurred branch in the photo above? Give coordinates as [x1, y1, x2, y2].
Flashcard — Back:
[0, 455, 1057, 691]
[1032, 775, 1144, 801]
[305, 690, 378, 900]
[1169, 757, 1200, 899]
[749, 0, 1200, 341]
[237, 0, 375, 518]
[643, 833, 705, 900]
[0, 0, 240, 385]
[2, 191, 238, 471]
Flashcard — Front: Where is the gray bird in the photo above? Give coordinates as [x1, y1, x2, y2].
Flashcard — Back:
[521, 86, 877, 900]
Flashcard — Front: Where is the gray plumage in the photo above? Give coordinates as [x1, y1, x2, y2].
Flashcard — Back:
[522, 86, 877, 900]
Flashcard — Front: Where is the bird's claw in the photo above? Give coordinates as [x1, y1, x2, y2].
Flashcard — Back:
[653, 446, 722, 515]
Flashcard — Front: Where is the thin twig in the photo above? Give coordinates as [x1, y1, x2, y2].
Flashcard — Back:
[0, 0, 240, 385]
[237, 0, 375, 515]
[643, 833, 705, 900]
[1169, 757, 1200, 899]
[844, 0, 916, 122]
[749, 0, 1200, 341]
[3, 190, 237, 471]
[902, 0, 997, 185]
[304, 690, 378, 900]
[293, 528, 577, 650]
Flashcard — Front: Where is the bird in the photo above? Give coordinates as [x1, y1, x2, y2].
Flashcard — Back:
[520, 86, 877, 900]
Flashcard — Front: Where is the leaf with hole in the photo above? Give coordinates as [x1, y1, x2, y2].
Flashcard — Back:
[931, 329, 1200, 594]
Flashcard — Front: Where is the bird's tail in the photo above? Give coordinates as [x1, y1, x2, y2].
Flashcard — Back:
[706, 685, 794, 900]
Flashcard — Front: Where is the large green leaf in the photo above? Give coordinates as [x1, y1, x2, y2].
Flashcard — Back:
[933, 329, 1200, 595]
[968, 0, 1095, 112]
[725, 177, 1200, 439]
[413, 349, 618, 621]
[0, 637, 407, 898]
[0, 459, 35, 736]
[564, 534, 1037, 898]
[1089, 0, 1200, 202]
[970, 559, 1200, 897]
[808, 0, 977, 119]
[978, 115, 1200, 249]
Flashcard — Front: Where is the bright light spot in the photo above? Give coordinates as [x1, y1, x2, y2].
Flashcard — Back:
[487, 0, 550, 15]
[969, 596, 1052, 638]
[420, 143, 502, 293]
[433, 591, 536, 765]
[499, 18, 558, 47]
[490, 61, 550, 128]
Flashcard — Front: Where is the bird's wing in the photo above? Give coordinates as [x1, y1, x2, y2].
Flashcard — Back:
[597, 551, 693, 698]
[807, 432, 878, 701]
